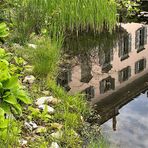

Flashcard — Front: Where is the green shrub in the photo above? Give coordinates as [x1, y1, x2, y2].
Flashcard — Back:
[0, 48, 31, 143]
[23, 36, 62, 78]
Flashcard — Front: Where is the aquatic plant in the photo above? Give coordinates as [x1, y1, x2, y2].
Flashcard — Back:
[47, 0, 117, 32]
[10, 0, 117, 43]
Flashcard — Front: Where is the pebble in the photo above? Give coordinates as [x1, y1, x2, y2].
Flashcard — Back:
[50, 142, 60, 148]
[29, 121, 38, 129]
[38, 105, 55, 114]
[19, 139, 27, 146]
[23, 75, 35, 84]
[24, 122, 33, 131]
[36, 96, 61, 106]
[24, 121, 38, 131]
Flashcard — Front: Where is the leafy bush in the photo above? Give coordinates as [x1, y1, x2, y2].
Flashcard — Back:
[0, 48, 31, 140]
[0, 23, 9, 40]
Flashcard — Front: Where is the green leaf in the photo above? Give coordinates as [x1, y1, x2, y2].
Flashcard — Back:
[0, 119, 9, 129]
[0, 23, 9, 38]
[3, 76, 19, 89]
[0, 128, 7, 140]
[0, 107, 5, 122]
[0, 23, 7, 31]
[0, 102, 11, 114]
[14, 56, 25, 65]
[0, 82, 3, 88]
[0, 107, 4, 115]
[17, 90, 32, 104]
[0, 59, 10, 81]
[0, 48, 5, 57]
[12, 103, 22, 114]
[4, 94, 18, 105]
[3, 91, 11, 98]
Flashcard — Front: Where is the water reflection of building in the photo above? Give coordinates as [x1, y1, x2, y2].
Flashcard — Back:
[118, 32, 131, 61]
[135, 26, 147, 52]
[100, 76, 115, 94]
[80, 53, 93, 83]
[60, 23, 147, 98]
[57, 63, 72, 91]
[99, 49, 113, 72]
[96, 73, 148, 128]
[58, 23, 148, 129]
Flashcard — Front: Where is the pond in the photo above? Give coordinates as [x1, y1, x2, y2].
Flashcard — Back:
[58, 22, 148, 148]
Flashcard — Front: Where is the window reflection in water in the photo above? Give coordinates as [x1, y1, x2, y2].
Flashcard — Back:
[57, 64, 72, 91]
[119, 66, 131, 83]
[100, 76, 115, 94]
[135, 27, 147, 52]
[80, 53, 93, 83]
[119, 33, 131, 61]
[99, 49, 113, 72]
[135, 58, 146, 74]
[82, 86, 94, 100]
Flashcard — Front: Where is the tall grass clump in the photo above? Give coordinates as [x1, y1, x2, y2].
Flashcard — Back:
[10, 0, 117, 43]
[47, 79, 89, 117]
[47, 79, 90, 147]
[23, 36, 62, 78]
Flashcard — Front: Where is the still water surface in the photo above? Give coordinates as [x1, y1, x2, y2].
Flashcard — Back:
[102, 92, 148, 148]
[59, 23, 148, 148]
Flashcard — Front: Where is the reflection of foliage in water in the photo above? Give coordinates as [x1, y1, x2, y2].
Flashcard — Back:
[64, 26, 127, 57]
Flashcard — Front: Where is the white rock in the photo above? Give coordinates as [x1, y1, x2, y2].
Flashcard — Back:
[38, 105, 55, 114]
[50, 142, 60, 148]
[36, 96, 60, 106]
[36, 96, 52, 106]
[29, 121, 38, 129]
[24, 122, 33, 131]
[28, 43, 37, 49]
[140, 11, 148, 15]
[13, 43, 23, 49]
[23, 75, 35, 84]
[51, 131, 63, 139]
[19, 139, 27, 146]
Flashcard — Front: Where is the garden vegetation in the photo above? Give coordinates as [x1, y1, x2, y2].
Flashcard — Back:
[0, 0, 128, 147]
